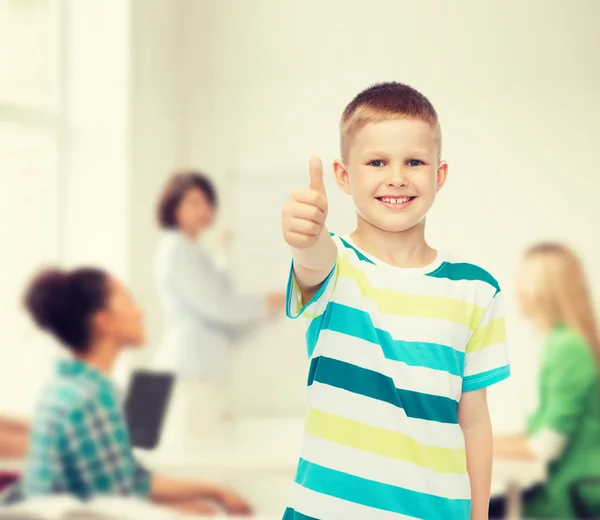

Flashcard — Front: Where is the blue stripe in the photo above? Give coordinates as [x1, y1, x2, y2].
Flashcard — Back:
[337, 235, 375, 264]
[463, 365, 510, 392]
[427, 261, 500, 295]
[307, 302, 464, 376]
[308, 356, 459, 423]
[305, 313, 326, 358]
[282, 508, 317, 520]
[295, 458, 470, 520]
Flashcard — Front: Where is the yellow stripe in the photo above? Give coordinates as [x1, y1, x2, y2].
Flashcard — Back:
[338, 256, 485, 330]
[292, 276, 318, 317]
[306, 408, 467, 474]
[466, 316, 506, 353]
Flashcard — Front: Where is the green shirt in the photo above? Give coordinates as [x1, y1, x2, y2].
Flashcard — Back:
[525, 324, 600, 518]
[24, 359, 151, 500]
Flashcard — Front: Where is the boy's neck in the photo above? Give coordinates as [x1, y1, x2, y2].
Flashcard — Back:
[351, 218, 436, 268]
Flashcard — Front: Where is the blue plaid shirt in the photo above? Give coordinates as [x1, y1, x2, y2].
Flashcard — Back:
[23, 359, 151, 500]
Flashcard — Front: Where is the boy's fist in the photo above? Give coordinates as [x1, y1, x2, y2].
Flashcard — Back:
[282, 156, 328, 249]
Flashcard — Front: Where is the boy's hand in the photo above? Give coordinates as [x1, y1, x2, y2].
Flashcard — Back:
[282, 156, 328, 249]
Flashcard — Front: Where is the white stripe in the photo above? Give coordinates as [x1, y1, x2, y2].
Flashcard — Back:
[464, 342, 509, 378]
[288, 282, 304, 317]
[301, 432, 470, 499]
[290, 482, 420, 520]
[308, 382, 465, 450]
[322, 331, 463, 401]
[331, 280, 472, 351]
[475, 291, 505, 327]
[340, 244, 498, 304]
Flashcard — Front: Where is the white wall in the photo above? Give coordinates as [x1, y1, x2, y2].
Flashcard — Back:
[121, 0, 185, 375]
[8, 0, 597, 426]
[62, 0, 185, 331]
[63, 0, 131, 278]
[0, 0, 135, 418]
[176, 0, 600, 428]
[0, 0, 185, 416]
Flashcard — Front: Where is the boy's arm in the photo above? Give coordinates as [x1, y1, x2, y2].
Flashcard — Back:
[291, 229, 337, 301]
[282, 157, 336, 302]
[458, 388, 492, 520]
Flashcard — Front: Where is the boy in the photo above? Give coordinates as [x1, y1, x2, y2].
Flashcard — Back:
[281, 82, 509, 519]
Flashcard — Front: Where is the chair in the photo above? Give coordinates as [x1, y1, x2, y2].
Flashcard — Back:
[0, 477, 23, 506]
[570, 477, 600, 519]
[0, 470, 18, 492]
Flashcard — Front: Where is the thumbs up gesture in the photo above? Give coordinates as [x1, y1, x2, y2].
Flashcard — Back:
[282, 157, 328, 249]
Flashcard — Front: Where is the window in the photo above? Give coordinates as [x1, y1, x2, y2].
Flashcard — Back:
[0, 0, 63, 416]
[0, 0, 59, 109]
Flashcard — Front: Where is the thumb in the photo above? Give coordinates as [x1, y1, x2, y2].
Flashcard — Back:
[308, 156, 326, 195]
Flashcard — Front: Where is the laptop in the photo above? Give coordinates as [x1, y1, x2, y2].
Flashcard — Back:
[123, 371, 174, 450]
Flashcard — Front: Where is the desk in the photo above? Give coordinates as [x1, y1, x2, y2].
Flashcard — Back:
[0, 459, 24, 473]
[1, 453, 545, 519]
[136, 440, 298, 477]
[137, 437, 546, 517]
[0, 495, 281, 520]
[2, 413, 548, 518]
[493, 458, 546, 492]
[136, 439, 297, 516]
[492, 458, 546, 519]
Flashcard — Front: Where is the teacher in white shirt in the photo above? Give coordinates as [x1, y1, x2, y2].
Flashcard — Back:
[153, 171, 284, 443]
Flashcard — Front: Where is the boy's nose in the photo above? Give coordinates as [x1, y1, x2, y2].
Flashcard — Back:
[385, 166, 409, 187]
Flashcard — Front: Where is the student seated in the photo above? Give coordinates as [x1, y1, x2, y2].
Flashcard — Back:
[21, 267, 251, 516]
[491, 243, 600, 518]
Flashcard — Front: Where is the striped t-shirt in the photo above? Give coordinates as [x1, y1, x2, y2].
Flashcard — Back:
[283, 234, 510, 520]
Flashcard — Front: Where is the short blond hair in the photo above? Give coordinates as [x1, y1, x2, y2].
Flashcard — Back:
[340, 82, 441, 161]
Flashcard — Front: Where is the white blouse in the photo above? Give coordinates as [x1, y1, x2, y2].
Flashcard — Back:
[153, 230, 269, 382]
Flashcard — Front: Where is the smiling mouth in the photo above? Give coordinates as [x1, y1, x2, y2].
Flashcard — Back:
[375, 196, 417, 210]
[377, 196, 416, 204]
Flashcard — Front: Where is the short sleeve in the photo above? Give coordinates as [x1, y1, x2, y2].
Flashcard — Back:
[533, 338, 596, 436]
[462, 291, 510, 392]
[285, 236, 340, 321]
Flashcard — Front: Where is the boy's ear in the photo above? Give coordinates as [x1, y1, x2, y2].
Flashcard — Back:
[435, 160, 448, 192]
[333, 159, 351, 195]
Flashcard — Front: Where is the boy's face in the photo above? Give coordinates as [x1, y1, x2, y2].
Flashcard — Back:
[334, 118, 447, 234]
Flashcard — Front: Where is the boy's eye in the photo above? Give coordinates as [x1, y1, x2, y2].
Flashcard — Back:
[407, 159, 423, 167]
[369, 160, 385, 167]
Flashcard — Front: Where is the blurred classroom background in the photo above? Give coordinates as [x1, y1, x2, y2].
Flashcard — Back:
[1, 0, 599, 518]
